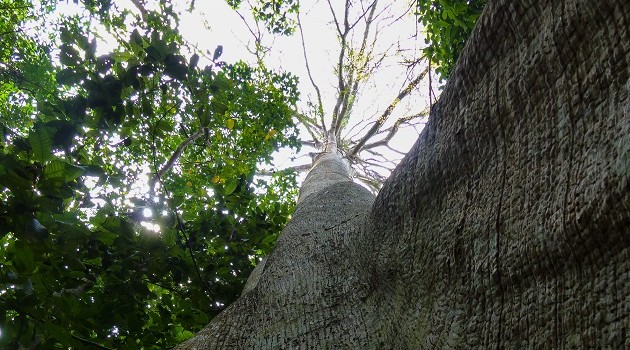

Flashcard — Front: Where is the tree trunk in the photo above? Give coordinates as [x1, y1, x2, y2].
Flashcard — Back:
[176, 0, 629, 348]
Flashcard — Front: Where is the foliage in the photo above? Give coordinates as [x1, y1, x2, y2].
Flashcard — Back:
[417, 0, 486, 80]
[0, 0, 299, 348]
[227, 0, 299, 35]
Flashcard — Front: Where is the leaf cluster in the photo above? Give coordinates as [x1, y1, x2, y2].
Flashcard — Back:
[417, 0, 486, 80]
[228, 0, 299, 35]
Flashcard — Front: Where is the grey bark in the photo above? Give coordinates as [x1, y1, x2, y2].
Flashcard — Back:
[176, 0, 629, 348]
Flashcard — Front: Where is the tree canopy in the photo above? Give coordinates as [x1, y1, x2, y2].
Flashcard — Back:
[220, 0, 486, 191]
[0, 0, 483, 348]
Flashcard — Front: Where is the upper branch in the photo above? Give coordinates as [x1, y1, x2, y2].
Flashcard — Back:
[297, 2, 326, 131]
[333, 0, 378, 136]
[150, 128, 205, 191]
[362, 110, 428, 150]
[349, 66, 428, 157]
[329, 0, 351, 134]
[130, 0, 148, 21]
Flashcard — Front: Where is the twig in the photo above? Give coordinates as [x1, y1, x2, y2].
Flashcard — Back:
[150, 128, 205, 191]
[334, 0, 378, 136]
[361, 110, 427, 150]
[129, 0, 148, 21]
[328, 0, 351, 134]
[173, 209, 215, 298]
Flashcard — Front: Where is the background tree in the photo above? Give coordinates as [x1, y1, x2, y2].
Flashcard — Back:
[177, 0, 629, 347]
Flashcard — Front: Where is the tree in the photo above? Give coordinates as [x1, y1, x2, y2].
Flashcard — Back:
[224, 0, 434, 191]
[225, 0, 486, 190]
[176, 0, 629, 348]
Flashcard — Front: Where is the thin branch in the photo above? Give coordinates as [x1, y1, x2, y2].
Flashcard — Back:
[292, 108, 322, 145]
[150, 128, 205, 190]
[235, 5, 269, 62]
[344, 113, 377, 140]
[70, 335, 114, 350]
[362, 110, 428, 150]
[385, 144, 407, 156]
[174, 210, 215, 298]
[297, 2, 326, 131]
[361, 158, 396, 172]
[129, 0, 148, 21]
[326, 0, 343, 36]
[334, 0, 378, 136]
[257, 163, 312, 176]
[349, 66, 428, 157]
[364, 148, 389, 162]
[348, 0, 378, 30]
[329, 0, 351, 134]
[301, 140, 320, 148]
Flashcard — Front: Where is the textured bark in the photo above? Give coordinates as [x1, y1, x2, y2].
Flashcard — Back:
[176, 0, 628, 348]
[177, 151, 376, 348]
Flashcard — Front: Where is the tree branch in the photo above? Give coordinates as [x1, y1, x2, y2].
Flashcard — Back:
[150, 128, 205, 190]
[334, 0, 378, 136]
[329, 0, 351, 134]
[297, 3, 326, 131]
[362, 110, 428, 150]
[349, 66, 428, 157]
[258, 163, 312, 176]
[235, 4, 269, 62]
[129, 0, 148, 21]
[301, 140, 321, 148]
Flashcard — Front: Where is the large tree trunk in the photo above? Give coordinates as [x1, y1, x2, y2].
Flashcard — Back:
[176, 0, 628, 348]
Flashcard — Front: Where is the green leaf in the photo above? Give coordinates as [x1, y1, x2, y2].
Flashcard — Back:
[43, 159, 64, 178]
[14, 240, 35, 273]
[29, 128, 52, 163]
[44, 160, 85, 181]
[60, 44, 81, 66]
[112, 50, 137, 63]
[224, 180, 238, 195]
[25, 218, 48, 239]
[131, 29, 143, 46]
[44, 321, 75, 345]
[200, 111, 210, 127]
